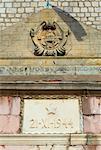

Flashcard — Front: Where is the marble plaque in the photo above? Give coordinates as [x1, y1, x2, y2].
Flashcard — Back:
[22, 99, 81, 134]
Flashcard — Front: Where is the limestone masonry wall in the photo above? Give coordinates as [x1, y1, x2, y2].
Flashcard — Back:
[0, 0, 101, 30]
[0, 96, 101, 134]
[0, 96, 101, 150]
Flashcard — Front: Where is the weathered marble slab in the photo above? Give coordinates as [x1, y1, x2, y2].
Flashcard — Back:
[0, 66, 101, 76]
[22, 99, 81, 134]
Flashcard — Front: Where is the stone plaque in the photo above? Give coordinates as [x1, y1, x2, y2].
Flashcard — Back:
[22, 99, 81, 134]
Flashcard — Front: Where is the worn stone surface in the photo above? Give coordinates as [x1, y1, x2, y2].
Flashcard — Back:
[83, 97, 101, 115]
[23, 99, 81, 134]
[0, 66, 101, 76]
[69, 146, 101, 150]
[0, 97, 11, 115]
[0, 9, 101, 59]
[84, 115, 101, 133]
[0, 146, 101, 150]
[0, 115, 20, 133]
[68, 146, 101, 150]
[0, 96, 20, 134]
[0, 146, 68, 150]
[68, 146, 84, 150]
[0, 97, 20, 115]
[11, 97, 21, 115]
[84, 146, 101, 150]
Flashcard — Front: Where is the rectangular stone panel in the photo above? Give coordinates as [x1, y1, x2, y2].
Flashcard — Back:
[22, 99, 81, 134]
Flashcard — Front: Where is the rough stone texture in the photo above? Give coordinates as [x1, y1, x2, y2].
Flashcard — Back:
[0, 9, 101, 59]
[11, 97, 21, 115]
[83, 97, 101, 115]
[0, 115, 20, 133]
[0, 0, 101, 30]
[0, 97, 10, 115]
[84, 115, 101, 133]
[0, 97, 20, 133]
[83, 97, 101, 134]
[0, 97, 20, 115]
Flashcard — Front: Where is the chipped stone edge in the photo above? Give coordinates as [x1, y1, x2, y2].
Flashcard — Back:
[0, 134, 100, 146]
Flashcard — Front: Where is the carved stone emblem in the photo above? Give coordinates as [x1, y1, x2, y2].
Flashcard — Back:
[22, 99, 81, 134]
[30, 21, 69, 56]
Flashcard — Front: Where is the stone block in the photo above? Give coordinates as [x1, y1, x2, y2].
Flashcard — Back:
[23, 99, 81, 134]
[88, 7, 94, 12]
[95, 8, 101, 13]
[68, 146, 84, 150]
[0, 3, 4, 7]
[0, 146, 33, 150]
[54, 145, 67, 150]
[73, 7, 80, 12]
[11, 97, 20, 115]
[0, 97, 20, 115]
[0, 97, 11, 115]
[0, 115, 20, 133]
[70, 2, 78, 7]
[85, 2, 91, 7]
[84, 115, 101, 133]
[5, 3, 12, 8]
[62, 2, 69, 7]
[6, 8, 16, 13]
[13, 3, 21, 7]
[18, 8, 24, 13]
[81, 7, 88, 12]
[25, 8, 34, 13]
[79, 2, 84, 7]
[0, 146, 3, 150]
[0, 8, 5, 13]
[84, 146, 101, 150]
[0, 18, 3, 22]
[96, 146, 101, 150]
[83, 97, 101, 115]
[31, 2, 37, 7]
[92, 2, 99, 7]
[69, 146, 101, 150]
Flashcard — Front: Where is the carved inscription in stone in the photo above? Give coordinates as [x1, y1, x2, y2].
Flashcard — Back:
[30, 21, 70, 56]
[22, 99, 81, 134]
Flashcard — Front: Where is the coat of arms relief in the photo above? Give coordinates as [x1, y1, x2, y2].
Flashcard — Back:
[30, 21, 71, 56]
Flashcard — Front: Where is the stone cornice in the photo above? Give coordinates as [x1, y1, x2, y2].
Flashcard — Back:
[0, 65, 101, 91]
[0, 75, 101, 91]
[0, 134, 100, 145]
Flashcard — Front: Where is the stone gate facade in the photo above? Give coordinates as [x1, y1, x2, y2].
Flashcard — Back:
[0, 1, 101, 150]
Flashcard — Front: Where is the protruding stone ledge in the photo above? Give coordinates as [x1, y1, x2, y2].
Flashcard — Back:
[0, 134, 100, 146]
[0, 134, 70, 145]
[71, 134, 101, 145]
[0, 75, 101, 91]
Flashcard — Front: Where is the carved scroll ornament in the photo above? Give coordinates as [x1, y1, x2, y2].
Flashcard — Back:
[30, 21, 70, 56]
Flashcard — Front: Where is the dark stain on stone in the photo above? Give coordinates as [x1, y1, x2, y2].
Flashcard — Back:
[52, 6, 87, 41]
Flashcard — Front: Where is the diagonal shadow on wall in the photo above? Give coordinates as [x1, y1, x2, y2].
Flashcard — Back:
[52, 6, 87, 41]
